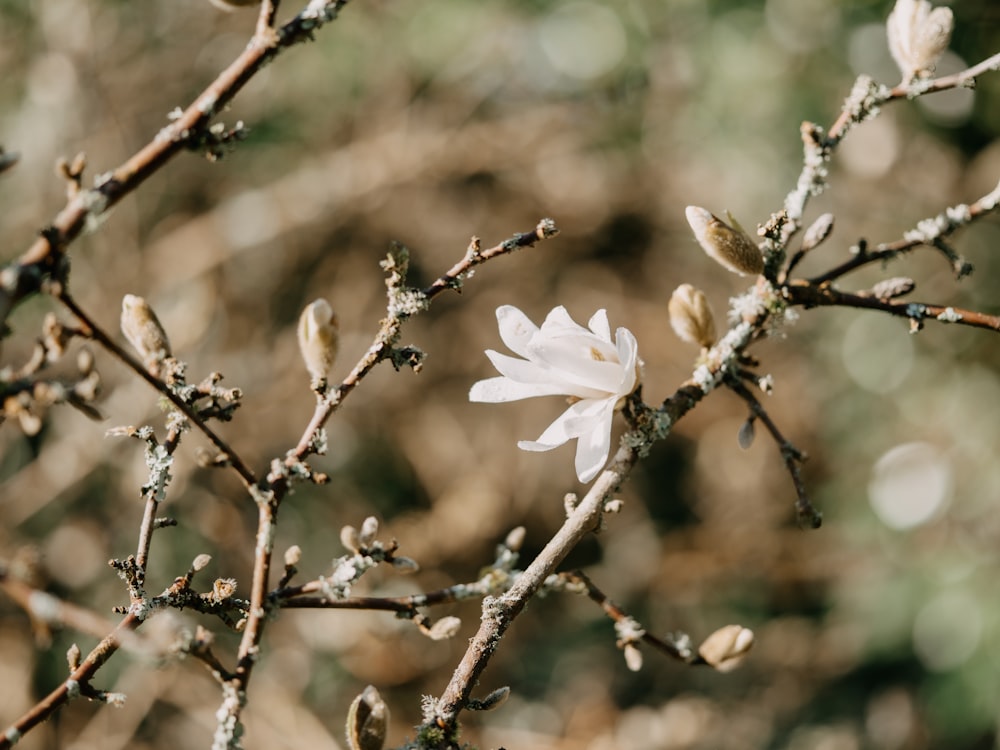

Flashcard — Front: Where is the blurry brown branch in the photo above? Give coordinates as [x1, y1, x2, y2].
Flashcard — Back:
[0, 564, 144, 651]
[785, 282, 1000, 333]
[806, 181, 1000, 285]
[0, 0, 352, 329]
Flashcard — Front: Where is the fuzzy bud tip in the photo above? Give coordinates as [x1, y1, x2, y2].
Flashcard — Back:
[297, 298, 339, 383]
[685, 206, 764, 277]
[668, 283, 717, 349]
[121, 294, 172, 368]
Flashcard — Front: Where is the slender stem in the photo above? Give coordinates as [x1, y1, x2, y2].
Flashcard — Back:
[434, 449, 637, 721]
[0, 1, 352, 327]
[562, 571, 693, 663]
[287, 221, 559, 464]
[786, 281, 1000, 332]
[57, 292, 257, 488]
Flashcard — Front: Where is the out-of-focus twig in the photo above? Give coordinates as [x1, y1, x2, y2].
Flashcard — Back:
[0, 0, 352, 330]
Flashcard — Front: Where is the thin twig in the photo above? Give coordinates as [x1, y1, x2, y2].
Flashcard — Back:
[56, 291, 258, 488]
[807, 181, 1000, 285]
[828, 52, 1000, 141]
[286, 221, 560, 465]
[785, 281, 1000, 332]
[726, 377, 819, 528]
[560, 571, 695, 664]
[0, 0, 352, 329]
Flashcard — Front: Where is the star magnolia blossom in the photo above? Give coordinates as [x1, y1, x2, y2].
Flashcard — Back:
[469, 305, 641, 483]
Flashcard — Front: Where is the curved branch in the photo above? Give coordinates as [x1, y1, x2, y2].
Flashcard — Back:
[785, 281, 1000, 332]
[0, 1, 352, 328]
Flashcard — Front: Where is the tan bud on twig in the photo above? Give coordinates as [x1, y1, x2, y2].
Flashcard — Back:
[668, 284, 717, 349]
[504, 526, 526, 552]
[391, 555, 420, 573]
[800, 213, 835, 254]
[698, 624, 754, 672]
[346, 685, 389, 750]
[871, 277, 917, 300]
[121, 294, 172, 372]
[211, 578, 238, 602]
[623, 643, 643, 672]
[426, 616, 462, 641]
[284, 545, 302, 567]
[685, 206, 764, 276]
[887, 0, 954, 82]
[297, 299, 339, 384]
[340, 525, 360, 553]
[358, 516, 379, 547]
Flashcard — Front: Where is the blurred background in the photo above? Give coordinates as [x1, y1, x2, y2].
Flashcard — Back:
[2, 0, 1000, 747]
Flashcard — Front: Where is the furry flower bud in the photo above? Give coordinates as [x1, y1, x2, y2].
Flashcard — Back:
[297, 299, 339, 383]
[121, 295, 172, 372]
[698, 624, 754, 672]
[685, 206, 764, 276]
[668, 284, 717, 349]
[887, 0, 953, 82]
[346, 686, 388, 750]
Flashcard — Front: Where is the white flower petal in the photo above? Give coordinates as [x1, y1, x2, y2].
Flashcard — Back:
[575, 402, 616, 483]
[539, 306, 582, 333]
[587, 309, 612, 342]
[519, 398, 608, 450]
[535, 349, 624, 393]
[496, 305, 538, 358]
[470, 376, 569, 403]
[615, 328, 640, 394]
[484, 350, 604, 397]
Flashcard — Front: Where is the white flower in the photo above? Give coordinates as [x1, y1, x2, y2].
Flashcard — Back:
[469, 305, 641, 484]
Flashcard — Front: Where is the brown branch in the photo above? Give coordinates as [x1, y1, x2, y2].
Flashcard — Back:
[726, 377, 819, 528]
[807, 182, 1000, 285]
[560, 571, 695, 664]
[213, 221, 560, 741]
[0, 565, 205, 749]
[0, 0, 352, 328]
[428, 389, 710, 730]
[430, 448, 639, 727]
[827, 52, 1000, 143]
[286, 220, 560, 465]
[56, 291, 258, 488]
[0, 612, 141, 749]
[785, 281, 1000, 332]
